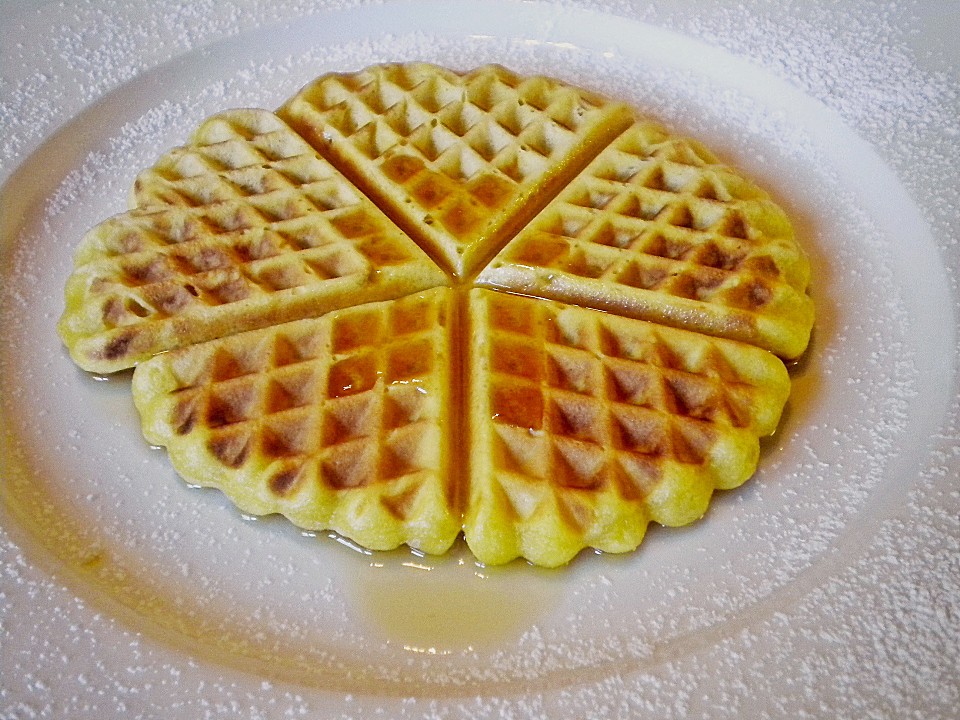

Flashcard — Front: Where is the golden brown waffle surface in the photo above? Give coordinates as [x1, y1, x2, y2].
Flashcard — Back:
[279, 63, 635, 278]
[58, 108, 448, 374]
[464, 289, 790, 566]
[59, 63, 814, 566]
[477, 121, 814, 359]
[133, 287, 460, 554]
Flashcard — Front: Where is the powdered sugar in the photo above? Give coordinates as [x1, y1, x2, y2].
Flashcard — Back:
[1, 1, 958, 718]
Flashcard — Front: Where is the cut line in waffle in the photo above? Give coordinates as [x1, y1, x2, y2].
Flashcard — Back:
[57, 63, 814, 566]
[477, 121, 815, 359]
[280, 62, 635, 278]
[463, 289, 791, 567]
[58, 109, 447, 374]
[132, 287, 460, 555]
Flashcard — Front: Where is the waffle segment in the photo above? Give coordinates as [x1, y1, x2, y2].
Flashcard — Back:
[132, 287, 459, 554]
[463, 289, 790, 567]
[58, 64, 815, 565]
[477, 121, 815, 358]
[58, 109, 447, 373]
[280, 63, 635, 277]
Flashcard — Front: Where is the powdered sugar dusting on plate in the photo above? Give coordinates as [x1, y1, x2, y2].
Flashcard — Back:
[2, 1, 958, 717]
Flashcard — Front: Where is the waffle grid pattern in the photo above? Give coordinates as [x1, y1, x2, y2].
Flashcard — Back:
[134, 287, 459, 553]
[59, 64, 811, 564]
[464, 289, 790, 566]
[478, 122, 814, 358]
[59, 109, 446, 373]
[280, 63, 633, 275]
[78, 180, 417, 321]
[133, 110, 345, 208]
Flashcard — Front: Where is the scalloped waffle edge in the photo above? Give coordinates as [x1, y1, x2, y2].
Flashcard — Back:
[57, 63, 813, 566]
[279, 62, 635, 277]
[463, 289, 791, 567]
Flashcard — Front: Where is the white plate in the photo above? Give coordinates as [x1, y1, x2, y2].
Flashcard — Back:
[2, 1, 958, 717]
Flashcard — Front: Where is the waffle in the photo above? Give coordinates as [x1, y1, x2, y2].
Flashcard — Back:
[477, 121, 815, 359]
[462, 290, 790, 566]
[280, 63, 635, 277]
[59, 63, 814, 565]
[58, 109, 447, 373]
[132, 287, 460, 554]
